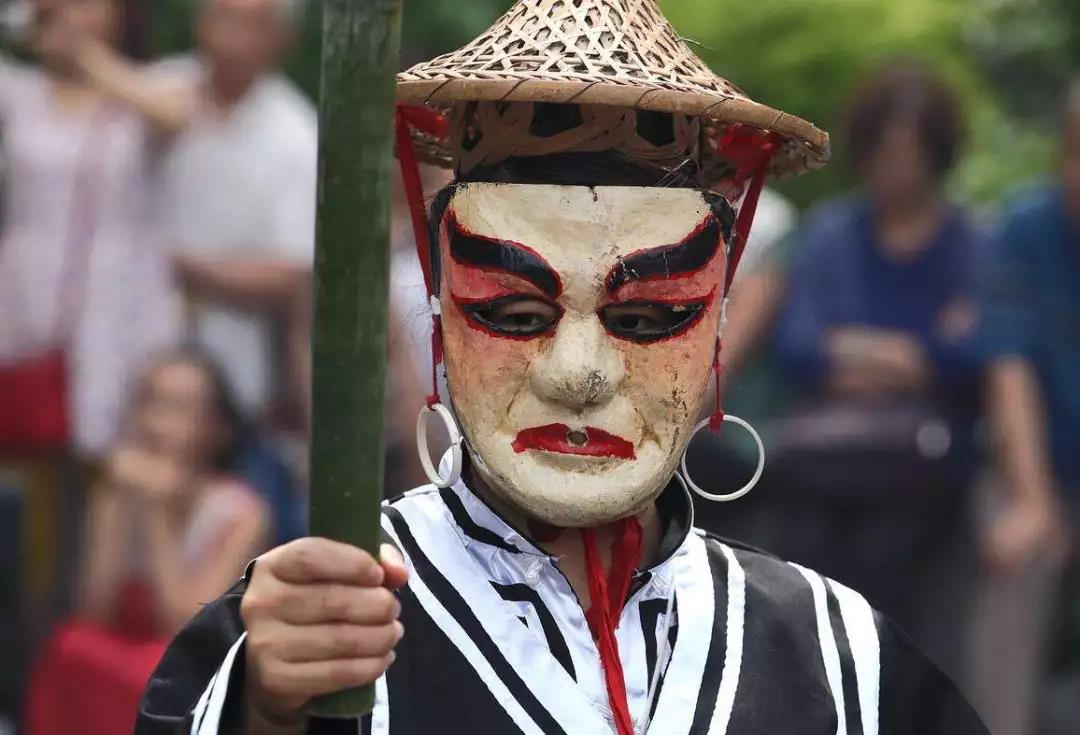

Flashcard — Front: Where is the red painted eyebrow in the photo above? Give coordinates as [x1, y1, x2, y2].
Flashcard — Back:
[604, 216, 723, 294]
[446, 211, 563, 297]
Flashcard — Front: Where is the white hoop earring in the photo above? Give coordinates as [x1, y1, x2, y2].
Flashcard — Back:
[416, 403, 464, 489]
[680, 414, 764, 502]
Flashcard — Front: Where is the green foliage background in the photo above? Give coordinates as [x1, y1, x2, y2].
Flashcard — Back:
[145, 0, 1078, 210]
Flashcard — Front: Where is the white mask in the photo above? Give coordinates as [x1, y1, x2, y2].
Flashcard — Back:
[439, 183, 728, 527]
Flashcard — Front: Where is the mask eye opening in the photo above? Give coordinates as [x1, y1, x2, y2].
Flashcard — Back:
[598, 300, 708, 344]
[458, 294, 564, 339]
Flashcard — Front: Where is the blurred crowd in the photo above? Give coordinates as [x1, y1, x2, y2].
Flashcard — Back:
[0, 1, 1077, 734]
[687, 65, 1080, 734]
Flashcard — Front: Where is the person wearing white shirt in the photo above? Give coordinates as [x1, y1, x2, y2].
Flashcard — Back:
[156, 0, 317, 423]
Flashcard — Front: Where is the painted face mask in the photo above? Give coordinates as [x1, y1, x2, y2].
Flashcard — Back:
[439, 183, 730, 527]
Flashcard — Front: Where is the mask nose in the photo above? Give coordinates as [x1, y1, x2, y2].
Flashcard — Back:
[528, 314, 625, 410]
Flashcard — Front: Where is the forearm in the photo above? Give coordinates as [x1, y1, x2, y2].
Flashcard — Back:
[77, 486, 132, 622]
[76, 41, 193, 135]
[826, 366, 890, 398]
[987, 358, 1057, 505]
[823, 338, 891, 395]
[827, 329, 931, 393]
[177, 257, 309, 313]
[145, 509, 197, 632]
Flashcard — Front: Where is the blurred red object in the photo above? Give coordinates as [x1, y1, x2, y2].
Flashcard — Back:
[25, 583, 166, 735]
[0, 107, 110, 456]
[0, 350, 69, 456]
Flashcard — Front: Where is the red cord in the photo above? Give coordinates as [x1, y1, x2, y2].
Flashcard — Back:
[583, 518, 643, 735]
[724, 145, 774, 295]
[711, 133, 777, 433]
[395, 105, 450, 404]
[394, 108, 437, 296]
[710, 337, 726, 433]
[426, 314, 444, 408]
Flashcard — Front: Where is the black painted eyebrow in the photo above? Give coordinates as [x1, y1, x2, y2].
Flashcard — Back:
[604, 216, 723, 294]
[447, 211, 562, 297]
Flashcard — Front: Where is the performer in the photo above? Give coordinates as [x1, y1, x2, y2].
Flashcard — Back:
[137, 1, 987, 733]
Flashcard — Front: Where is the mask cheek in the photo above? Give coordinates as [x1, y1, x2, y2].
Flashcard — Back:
[619, 314, 717, 452]
[441, 307, 540, 433]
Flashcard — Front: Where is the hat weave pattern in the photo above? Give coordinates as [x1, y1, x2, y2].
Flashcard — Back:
[407, 0, 738, 98]
[451, 102, 702, 176]
[398, 0, 829, 177]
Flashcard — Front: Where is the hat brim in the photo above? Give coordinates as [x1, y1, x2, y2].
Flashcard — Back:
[397, 78, 829, 180]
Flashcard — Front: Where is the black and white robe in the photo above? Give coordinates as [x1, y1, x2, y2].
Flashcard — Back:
[136, 479, 987, 734]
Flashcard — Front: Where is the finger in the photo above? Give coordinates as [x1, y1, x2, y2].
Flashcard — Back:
[268, 537, 384, 586]
[274, 583, 402, 626]
[266, 622, 405, 663]
[380, 544, 409, 590]
[258, 655, 396, 705]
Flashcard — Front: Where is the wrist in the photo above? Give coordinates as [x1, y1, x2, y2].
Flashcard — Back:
[243, 701, 306, 735]
[827, 331, 860, 364]
[1013, 477, 1057, 510]
[243, 686, 307, 735]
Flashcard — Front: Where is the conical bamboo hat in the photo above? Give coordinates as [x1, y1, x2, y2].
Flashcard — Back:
[397, 0, 829, 179]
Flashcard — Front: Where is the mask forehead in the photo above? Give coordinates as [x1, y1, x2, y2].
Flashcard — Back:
[450, 184, 713, 301]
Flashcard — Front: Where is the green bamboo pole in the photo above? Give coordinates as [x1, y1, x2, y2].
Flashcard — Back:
[308, 0, 403, 718]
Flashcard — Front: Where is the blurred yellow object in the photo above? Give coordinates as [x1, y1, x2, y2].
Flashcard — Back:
[1, 456, 99, 615]
[1, 459, 58, 612]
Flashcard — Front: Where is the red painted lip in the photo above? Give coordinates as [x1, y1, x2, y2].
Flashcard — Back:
[512, 424, 636, 459]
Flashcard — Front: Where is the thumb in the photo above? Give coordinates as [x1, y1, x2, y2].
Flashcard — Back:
[380, 543, 409, 590]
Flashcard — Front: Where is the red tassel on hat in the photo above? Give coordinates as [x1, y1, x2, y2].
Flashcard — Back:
[723, 131, 777, 296]
[711, 133, 777, 434]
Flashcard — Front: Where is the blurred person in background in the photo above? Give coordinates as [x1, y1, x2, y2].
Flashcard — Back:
[713, 188, 799, 378]
[77, 348, 269, 634]
[766, 61, 983, 681]
[972, 82, 1080, 735]
[32, 0, 319, 539]
[151, 0, 317, 543]
[26, 348, 268, 735]
[682, 187, 798, 545]
[154, 0, 316, 436]
[0, 0, 182, 459]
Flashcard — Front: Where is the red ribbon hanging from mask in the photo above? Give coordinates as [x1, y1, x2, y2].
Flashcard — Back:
[718, 127, 779, 296]
[582, 518, 644, 735]
[711, 335, 727, 432]
[395, 105, 449, 405]
[710, 127, 778, 432]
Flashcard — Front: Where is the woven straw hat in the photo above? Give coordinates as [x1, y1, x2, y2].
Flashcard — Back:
[397, 0, 829, 180]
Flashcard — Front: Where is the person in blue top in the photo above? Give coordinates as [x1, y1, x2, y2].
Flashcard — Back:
[978, 82, 1080, 733]
[768, 61, 984, 682]
[980, 88, 1080, 566]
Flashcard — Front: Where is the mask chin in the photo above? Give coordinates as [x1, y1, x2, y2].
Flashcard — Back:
[462, 439, 680, 530]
